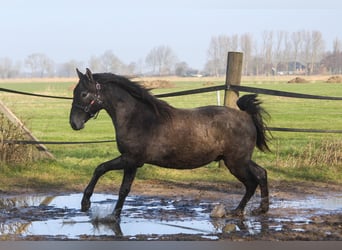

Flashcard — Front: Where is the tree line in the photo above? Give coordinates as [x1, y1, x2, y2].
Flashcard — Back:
[0, 30, 341, 78]
[205, 30, 342, 76]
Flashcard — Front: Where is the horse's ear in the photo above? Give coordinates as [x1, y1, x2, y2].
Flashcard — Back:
[85, 68, 94, 82]
[76, 68, 84, 79]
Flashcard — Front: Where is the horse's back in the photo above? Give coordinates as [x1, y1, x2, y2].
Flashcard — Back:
[145, 105, 256, 168]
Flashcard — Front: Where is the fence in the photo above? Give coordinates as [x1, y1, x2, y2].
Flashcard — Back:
[1, 52, 342, 150]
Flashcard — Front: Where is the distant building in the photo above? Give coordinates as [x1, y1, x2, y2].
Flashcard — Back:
[276, 61, 306, 75]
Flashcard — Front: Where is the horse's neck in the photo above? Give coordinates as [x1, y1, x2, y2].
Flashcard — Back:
[104, 88, 154, 134]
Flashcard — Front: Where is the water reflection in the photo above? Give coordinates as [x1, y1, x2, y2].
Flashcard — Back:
[0, 193, 341, 239]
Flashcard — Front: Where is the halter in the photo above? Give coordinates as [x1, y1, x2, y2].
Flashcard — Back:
[72, 82, 103, 119]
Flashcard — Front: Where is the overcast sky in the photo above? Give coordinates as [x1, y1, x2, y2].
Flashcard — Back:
[1, 0, 342, 69]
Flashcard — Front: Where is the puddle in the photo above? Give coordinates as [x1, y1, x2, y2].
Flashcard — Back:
[0, 194, 220, 240]
[0, 193, 341, 240]
[273, 195, 342, 211]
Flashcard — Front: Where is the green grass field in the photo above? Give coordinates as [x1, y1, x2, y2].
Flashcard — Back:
[0, 77, 341, 192]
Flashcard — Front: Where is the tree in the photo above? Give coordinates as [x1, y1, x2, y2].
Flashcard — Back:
[0, 57, 21, 78]
[291, 31, 303, 72]
[88, 55, 102, 72]
[240, 33, 253, 75]
[310, 30, 325, 74]
[321, 38, 342, 74]
[100, 50, 124, 73]
[301, 30, 313, 74]
[25, 53, 54, 77]
[175, 61, 189, 76]
[282, 31, 292, 72]
[261, 31, 274, 75]
[58, 60, 83, 77]
[273, 31, 285, 73]
[145, 45, 177, 75]
[88, 50, 125, 74]
[207, 35, 234, 76]
[299, 30, 325, 74]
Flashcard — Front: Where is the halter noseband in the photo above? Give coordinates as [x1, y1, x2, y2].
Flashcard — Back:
[72, 82, 103, 119]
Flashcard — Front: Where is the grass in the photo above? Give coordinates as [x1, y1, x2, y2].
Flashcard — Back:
[0, 76, 341, 192]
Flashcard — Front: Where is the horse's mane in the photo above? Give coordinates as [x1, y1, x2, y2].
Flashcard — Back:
[93, 73, 173, 118]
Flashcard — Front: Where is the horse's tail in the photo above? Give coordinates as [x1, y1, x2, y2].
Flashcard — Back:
[237, 94, 271, 152]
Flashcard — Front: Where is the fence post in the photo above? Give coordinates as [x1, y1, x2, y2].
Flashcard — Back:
[220, 52, 243, 168]
[223, 51, 243, 109]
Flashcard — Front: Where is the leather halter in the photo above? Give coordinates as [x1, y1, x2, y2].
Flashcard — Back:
[72, 82, 103, 118]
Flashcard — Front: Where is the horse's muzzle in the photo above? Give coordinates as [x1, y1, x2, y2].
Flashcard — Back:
[70, 112, 86, 130]
[70, 118, 84, 130]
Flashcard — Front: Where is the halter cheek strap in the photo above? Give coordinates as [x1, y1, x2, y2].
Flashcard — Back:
[72, 82, 103, 119]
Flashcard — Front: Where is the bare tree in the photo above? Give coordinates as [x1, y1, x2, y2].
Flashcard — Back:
[88, 55, 102, 72]
[251, 38, 262, 76]
[332, 38, 342, 74]
[207, 35, 237, 76]
[100, 50, 124, 73]
[175, 61, 189, 76]
[310, 30, 325, 74]
[145, 45, 177, 75]
[58, 60, 84, 77]
[291, 31, 303, 72]
[0, 57, 20, 78]
[88, 50, 125, 74]
[299, 30, 325, 74]
[321, 38, 342, 74]
[301, 30, 313, 74]
[273, 31, 285, 73]
[231, 34, 239, 51]
[25, 53, 54, 77]
[261, 31, 274, 75]
[206, 37, 221, 76]
[240, 33, 253, 75]
[333, 37, 342, 53]
[282, 31, 292, 73]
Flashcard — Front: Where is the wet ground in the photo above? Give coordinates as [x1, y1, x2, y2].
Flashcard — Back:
[0, 184, 341, 240]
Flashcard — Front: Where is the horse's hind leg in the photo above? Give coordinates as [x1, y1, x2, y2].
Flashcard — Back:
[224, 158, 269, 215]
[224, 160, 259, 216]
[111, 167, 137, 221]
[249, 160, 269, 214]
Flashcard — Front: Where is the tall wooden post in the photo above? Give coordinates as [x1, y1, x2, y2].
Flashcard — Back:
[220, 52, 243, 168]
[223, 52, 243, 109]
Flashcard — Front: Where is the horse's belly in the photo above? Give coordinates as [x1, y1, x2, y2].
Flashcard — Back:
[147, 143, 222, 169]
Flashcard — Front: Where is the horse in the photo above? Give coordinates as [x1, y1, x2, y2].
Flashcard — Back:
[69, 68, 271, 221]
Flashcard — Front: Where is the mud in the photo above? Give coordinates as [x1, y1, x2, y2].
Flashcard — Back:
[0, 181, 341, 241]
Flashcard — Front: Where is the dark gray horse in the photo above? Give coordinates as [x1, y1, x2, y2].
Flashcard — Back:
[69, 68, 270, 220]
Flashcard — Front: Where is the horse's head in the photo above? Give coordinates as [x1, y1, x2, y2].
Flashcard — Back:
[69, 68, 103, 130]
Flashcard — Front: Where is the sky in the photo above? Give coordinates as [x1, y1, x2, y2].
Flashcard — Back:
[1, 0, 342, 70]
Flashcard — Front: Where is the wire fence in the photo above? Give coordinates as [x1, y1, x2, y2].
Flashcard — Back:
[1, 82, 342, 146]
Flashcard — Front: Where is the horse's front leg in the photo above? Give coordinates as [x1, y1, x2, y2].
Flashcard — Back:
[111, 167, 137, 221]
[81, 157, 124, 212]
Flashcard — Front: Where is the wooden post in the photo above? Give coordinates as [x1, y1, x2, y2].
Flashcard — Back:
[223, 52, 243, 109]
[220, 52, 243, 168]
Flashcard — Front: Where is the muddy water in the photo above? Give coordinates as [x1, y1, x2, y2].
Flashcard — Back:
[0, 193, 341, 240]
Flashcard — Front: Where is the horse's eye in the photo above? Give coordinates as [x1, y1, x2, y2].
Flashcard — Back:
[81, 92, 88, 98]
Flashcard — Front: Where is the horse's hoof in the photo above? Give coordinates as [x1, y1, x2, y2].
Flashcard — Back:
[81, 199, 91, 212]
[94, 214, 121, 224]
[228, 208, 244, 217]
[251, 206, 268, 215]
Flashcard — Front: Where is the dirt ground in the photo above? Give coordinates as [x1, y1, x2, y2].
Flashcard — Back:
[1, 180, 341, 241]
